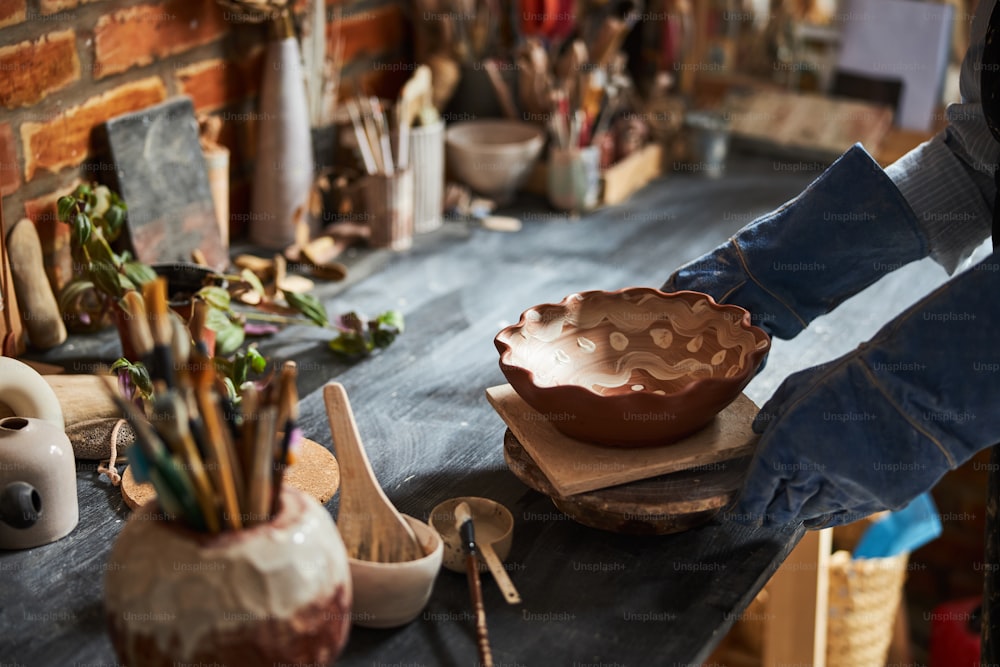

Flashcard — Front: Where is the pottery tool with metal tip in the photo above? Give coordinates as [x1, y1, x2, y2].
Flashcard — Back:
[455, 501, 495, 667]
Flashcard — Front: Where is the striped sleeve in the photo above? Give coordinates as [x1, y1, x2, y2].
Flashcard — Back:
[884, 1, 997, 273]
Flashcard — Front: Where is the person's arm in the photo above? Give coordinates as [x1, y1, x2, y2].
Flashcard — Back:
[662, 144, 928, 339]
[884, 0, 997, 273]
[731, 250, 1000, 528]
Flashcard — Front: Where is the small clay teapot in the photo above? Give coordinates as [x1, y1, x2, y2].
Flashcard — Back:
[0, 416, 78, 549]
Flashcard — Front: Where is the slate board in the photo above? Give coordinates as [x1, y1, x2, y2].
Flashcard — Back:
[101, 97, 227, 270]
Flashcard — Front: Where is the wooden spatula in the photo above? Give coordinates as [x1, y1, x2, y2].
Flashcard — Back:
[323, 382, 423, 563]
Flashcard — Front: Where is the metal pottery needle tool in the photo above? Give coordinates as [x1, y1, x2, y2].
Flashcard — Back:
[455, 501, 495, 667]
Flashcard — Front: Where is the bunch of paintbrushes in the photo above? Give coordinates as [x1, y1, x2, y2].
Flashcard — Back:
[109, 278, 302, 532]
[547, 71, 620, 152]
[347, 96, 403, 176]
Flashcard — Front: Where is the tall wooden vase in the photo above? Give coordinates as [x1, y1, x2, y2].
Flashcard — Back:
[251, 12, 314, 249]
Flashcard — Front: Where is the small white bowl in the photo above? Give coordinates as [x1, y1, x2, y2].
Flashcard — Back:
[347, 514, 443, 628]
[445, 120, 545, 204]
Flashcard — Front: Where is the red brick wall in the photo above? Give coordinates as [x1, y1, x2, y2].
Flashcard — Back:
[0, 0, 412, 290]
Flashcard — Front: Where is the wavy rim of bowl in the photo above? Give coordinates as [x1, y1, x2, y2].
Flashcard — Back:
[494, 287, 771, 405]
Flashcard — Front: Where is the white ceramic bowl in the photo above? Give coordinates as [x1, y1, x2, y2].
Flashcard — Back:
[347, 514, 443, 628]
[445, 120, 545, 203]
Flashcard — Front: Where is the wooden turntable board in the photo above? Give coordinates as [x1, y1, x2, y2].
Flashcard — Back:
[485, 384, 758, 497]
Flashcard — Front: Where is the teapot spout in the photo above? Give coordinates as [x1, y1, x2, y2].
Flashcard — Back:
[0, 481, 41, 529]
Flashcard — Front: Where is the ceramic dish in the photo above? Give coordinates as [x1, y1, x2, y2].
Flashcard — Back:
[347, 514, 443, 629]
[445, 120, 545, 203]
[494, 288, 770, 447]
[428, 496, 514, 574]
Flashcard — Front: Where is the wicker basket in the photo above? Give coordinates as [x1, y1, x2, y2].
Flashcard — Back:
[707, 515, 910, 667]
[826, 548, 909, 666]
[826, 514, 910, 667]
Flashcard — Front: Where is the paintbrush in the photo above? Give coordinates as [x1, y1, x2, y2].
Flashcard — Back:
[143, 277, 175, 388]
[105, 387, 204, 529]
[192, 358, 244, 530]
[120, 290, 154, 361]
[271, 361, 300, 515]
[248, 405, 277, 523]
[189, 299, 208, 348]
[170, 314, 192, 388]
[359, 96, 385, 174]
[370, 97, 394, 175]
[347, 98, 379, 175]
[455, 501, 494, 667]
[152, 391, 221, 533]
[238, 381, 260, 510]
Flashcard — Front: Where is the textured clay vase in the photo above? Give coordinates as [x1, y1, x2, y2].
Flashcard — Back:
[495, 288, 771, 446]
[105, 486, 352, 666]
[250, 14, 315, 249]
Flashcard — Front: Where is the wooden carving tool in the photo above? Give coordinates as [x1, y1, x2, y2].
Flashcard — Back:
[396, 65, 433, 171]
[5, 218, 66, 350]
[482, 59, 518, 121]
[479, 540, 521, 605]
[323, 381, 423, 562]
[455, 501, 494, 667]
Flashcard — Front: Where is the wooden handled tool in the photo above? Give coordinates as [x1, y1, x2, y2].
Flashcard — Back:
[6, 218, 66, 350]
[479, 540, 522, 605]
[455, 501, 494, 667]
[323, 382, 423, 563]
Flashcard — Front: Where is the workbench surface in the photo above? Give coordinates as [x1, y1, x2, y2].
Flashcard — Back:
[2, 153, 956, 666]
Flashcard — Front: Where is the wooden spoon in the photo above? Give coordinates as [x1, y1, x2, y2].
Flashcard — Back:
[323, 382, 423, 563]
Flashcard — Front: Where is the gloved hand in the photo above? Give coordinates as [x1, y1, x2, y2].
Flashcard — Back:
[663, 144, 929, 339]
[729, 251, 1000, 528]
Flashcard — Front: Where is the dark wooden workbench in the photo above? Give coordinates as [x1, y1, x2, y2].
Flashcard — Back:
[3, 152, 956, 666]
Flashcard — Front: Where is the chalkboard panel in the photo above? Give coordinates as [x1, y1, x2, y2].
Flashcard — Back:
[100, 97, 227, 270]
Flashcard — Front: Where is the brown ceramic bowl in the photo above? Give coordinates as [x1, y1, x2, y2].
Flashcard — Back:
[494, 288, 770, 447]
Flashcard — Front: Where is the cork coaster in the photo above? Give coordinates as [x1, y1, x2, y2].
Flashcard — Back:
[121, 437, 341, 510]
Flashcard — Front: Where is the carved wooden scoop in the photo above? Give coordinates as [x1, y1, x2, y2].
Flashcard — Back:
[323, 382, 423, 563]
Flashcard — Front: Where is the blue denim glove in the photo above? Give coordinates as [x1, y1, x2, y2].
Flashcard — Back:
[663, 144, 929, 338]
[730, 251, 1000, 529]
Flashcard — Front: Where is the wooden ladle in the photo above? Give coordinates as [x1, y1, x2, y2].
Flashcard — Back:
[323, 382, 423, 563]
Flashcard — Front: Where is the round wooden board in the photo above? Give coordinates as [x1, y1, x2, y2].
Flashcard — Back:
[121, 437, 341, 510]
[504, 429, 749, 535]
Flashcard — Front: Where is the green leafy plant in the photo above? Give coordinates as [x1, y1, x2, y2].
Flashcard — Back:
[110, 357, 154, 404]
[213, 345, 268, 402]
[194, 285, 246, 357]
[328, 310, 404, 359]
[56, 183, 157, 331]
